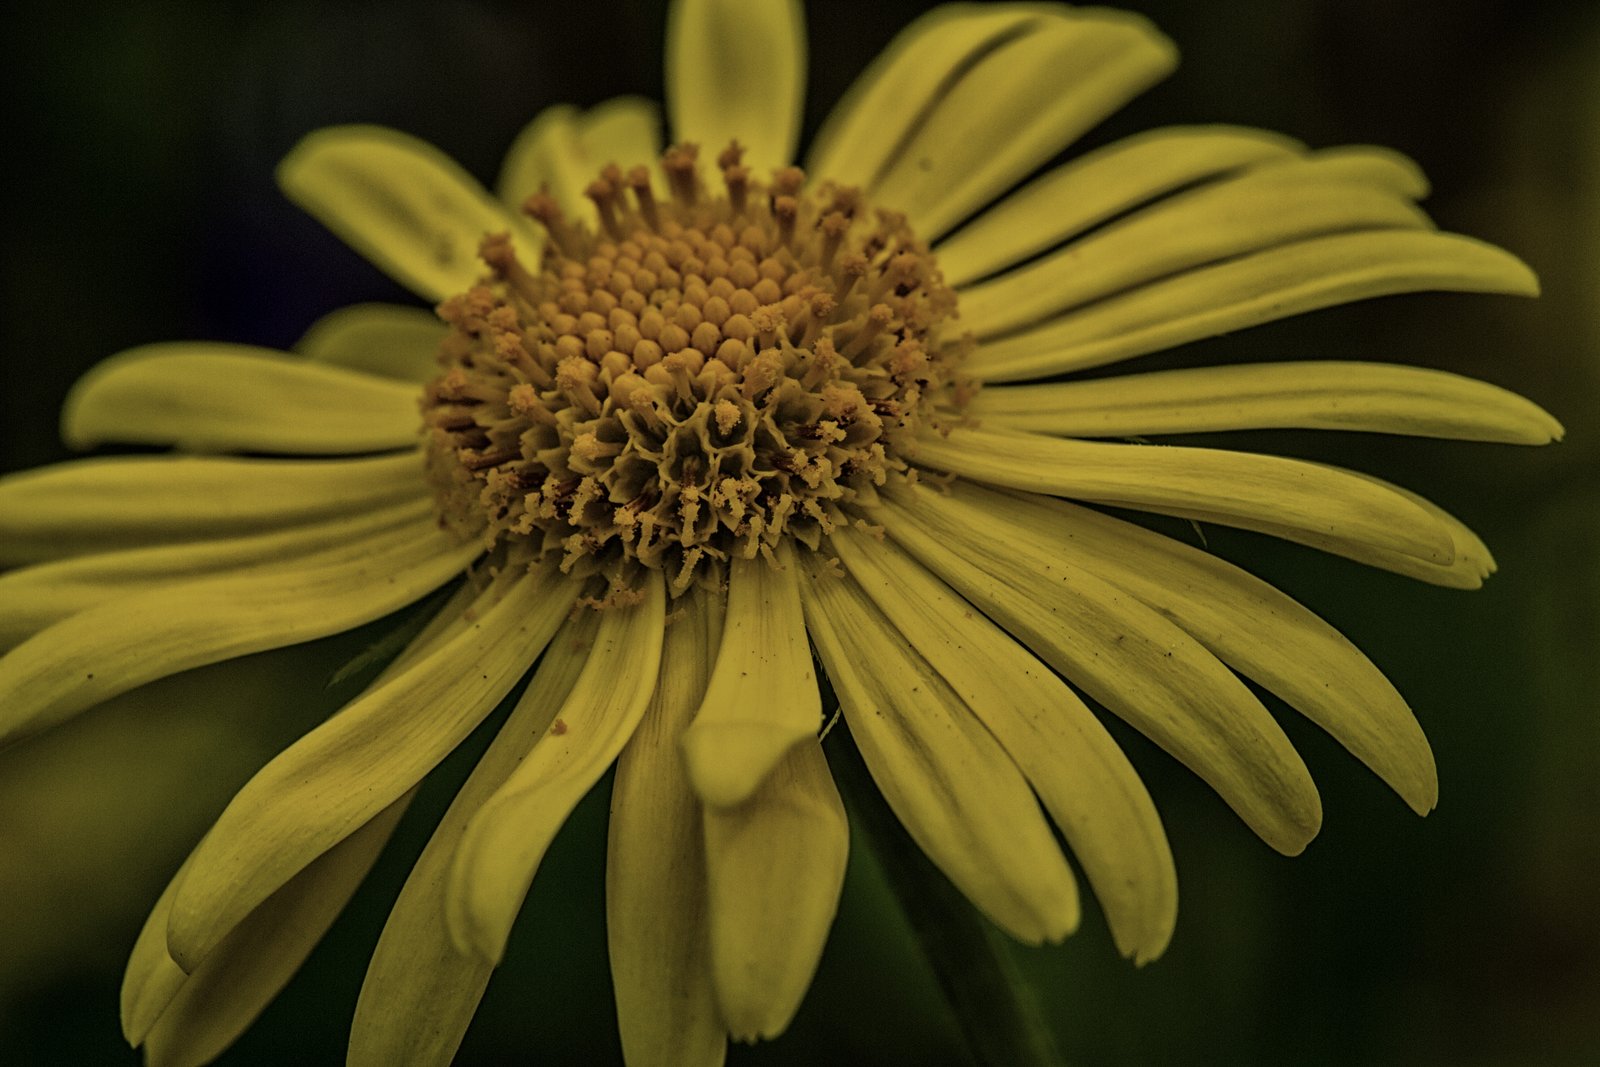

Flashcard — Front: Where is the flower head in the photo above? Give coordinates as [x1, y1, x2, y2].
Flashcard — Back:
[0, 2, 1561, 1065]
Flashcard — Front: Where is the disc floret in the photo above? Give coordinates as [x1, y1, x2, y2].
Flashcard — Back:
[423, 142, 963, 594]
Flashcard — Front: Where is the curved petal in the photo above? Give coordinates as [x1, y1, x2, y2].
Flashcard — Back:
[606, 587, 727, 1067]
[681, 542, 821, 808]
[667, 0, 805, 173]
[703, 738, 847, 1042]
[498, 97, 664, 223]
[901, 479, 1440, 814]
[277, 125, 538, 302]
[447, 571, 666, 964]
[165, 562, 573, 972]
[127, 800, 407, 1066]
[295, 303, 448, 383]
[964, 361, 1564, 443]
[829, 527, 1176, 964]
[348, 608, 597, 1067]
[800, 553, 1079, 945]
[0, 450, 426, 565]
[877, 493, 1322, 855]
[913, 424, 1457, 564]
[866, 10, 1177, 238]
[0, 519, 476, 746]
[935, 125, 1304, 287]
[958, 164, 1432, 339]
[966, 231, 1540, 381]
[0, 499, 431, 649]
[62, 344, 421, 454]
[1205, 469, 1499, 589]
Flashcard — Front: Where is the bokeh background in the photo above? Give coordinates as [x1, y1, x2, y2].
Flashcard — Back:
[1, 1, 1596, 1064]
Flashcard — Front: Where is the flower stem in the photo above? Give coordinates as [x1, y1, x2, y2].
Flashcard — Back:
[825, 722, 1067, 1067]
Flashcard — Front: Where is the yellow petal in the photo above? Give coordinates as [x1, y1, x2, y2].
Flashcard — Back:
[166, 562, 573, 972]
[62, 343, 421, 454]
[277, 125, 537, 302]
[912, 424, 1456, 565]
[807, 6, 1043, 187]
[0, 518, 475, 745]
[607, 587, 727, 1067]
[666, 0, 804, 173]
[294, 302, 448, 382]
[964, 360, 1563, 444]
[0, 450, 425, 565]
[131, 799, 408, 1067]
[0, 499, 430, 649]
[446, 571, 666, 964]
[498, 97, 664, 223]
[800, 553, 1079, 944]
[913, 479, 1440, 815]
[703, 738, 847, 1042]
[879, 490, 1321, 855]
[967, 231, 1539, 381]
[681, 541, 821, 808]
[936, 124, 1303, 287]
[349, 610, 598, 1067]
[829, 526, 1176, 964]
[958, 162, 1432, 338]
[868, 10, 1176, 238]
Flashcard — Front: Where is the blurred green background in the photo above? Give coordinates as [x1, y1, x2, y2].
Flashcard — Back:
[1, 0, 1595, 1064]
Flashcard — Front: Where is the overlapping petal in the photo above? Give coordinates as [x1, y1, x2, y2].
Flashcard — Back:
[165, 562, 573, 972]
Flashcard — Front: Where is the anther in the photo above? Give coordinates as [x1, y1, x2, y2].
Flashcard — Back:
[627, 166, 660, 229]
[522, 189, 580, 256]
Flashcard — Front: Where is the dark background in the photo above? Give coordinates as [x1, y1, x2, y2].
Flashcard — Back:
[1, 1, 1596, 1064]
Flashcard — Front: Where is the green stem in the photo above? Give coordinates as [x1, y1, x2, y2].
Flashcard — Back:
[826, 724, 1067, 1067]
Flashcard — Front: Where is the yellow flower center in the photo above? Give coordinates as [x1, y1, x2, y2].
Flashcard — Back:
[423, 142, 964, 595]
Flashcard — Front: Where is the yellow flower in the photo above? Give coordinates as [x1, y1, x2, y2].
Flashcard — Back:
[0, 1, 1562, 1065]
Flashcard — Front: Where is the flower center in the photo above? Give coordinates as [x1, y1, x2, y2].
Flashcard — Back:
[423, 142, 963, 595]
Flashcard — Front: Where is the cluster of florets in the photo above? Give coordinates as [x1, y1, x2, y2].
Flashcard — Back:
[422, 142, 964, 593]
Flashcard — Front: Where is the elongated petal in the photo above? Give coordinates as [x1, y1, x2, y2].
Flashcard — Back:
[132, 801, 408, 1067]
[868, 11, 1176, 238]
[295, 303, 448, 382]
[0, 500, 431, 648]
[0, 520, 475, 745]
[965, 361, 1564, 443]
[936, 125, 1303, 287]
[124, 572, 477, 1049]
[877, 495, 1321, 854]
[447, 571, 666, 964]
[666, 0, 804, 173]
[967, 231, 1540, 381]
[682, 542, 820, 808]
[349, 610, 598, 1067]
[830, 527, 1175, 964]
[1202, 469, 1498, 590]
[62, 344, 420, 454]
[0, 450, 425, 565]
[807, 6, 1043, 188]
[607, 587, 727, 1067]
[913, 424, 1456, 564]
[277, 125, 537, 302]
[498, 98, 664, 222]
[800, 554, 1079, 944]
[959, 169, 1431, 339]
[703, 737, 847, 1041]
[903, 479, 1439, 813]
[166, 563, 573, 972]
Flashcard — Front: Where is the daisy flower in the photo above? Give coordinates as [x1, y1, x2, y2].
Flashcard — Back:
[0, 1, 1561, 1064]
